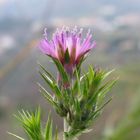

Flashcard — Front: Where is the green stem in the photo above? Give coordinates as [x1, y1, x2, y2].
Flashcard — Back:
[64, 118, 68, 140]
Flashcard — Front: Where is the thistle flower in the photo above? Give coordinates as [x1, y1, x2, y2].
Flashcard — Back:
[10, 26, 117, 140]
[39, 27, 96, 75]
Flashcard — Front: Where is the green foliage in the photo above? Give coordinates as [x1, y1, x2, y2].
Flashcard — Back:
[9, 57, 116, 140]
[52, 58, 70, 84]
[8, 108, 59, 140]
[38, 60, 117, 140]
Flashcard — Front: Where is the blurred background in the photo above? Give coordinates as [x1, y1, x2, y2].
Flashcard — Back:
[0, 0, 140, 139]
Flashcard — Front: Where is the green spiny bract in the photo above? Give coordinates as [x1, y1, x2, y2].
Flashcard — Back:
[8, 108, 58, 140]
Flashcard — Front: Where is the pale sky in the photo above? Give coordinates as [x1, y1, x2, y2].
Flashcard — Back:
[0, 0, 8, 5]
[0, 0, 16, 6]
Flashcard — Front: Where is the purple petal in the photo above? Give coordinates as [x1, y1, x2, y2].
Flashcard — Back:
[39, 39, 56, 57]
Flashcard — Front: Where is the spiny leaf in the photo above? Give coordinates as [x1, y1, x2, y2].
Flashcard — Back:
[102, 69, 115, 80]
[39, 71, 54, 89]
[11, 109, 59, 140]
[53, 84, 63, 100]
[75, 69, 81, 95]
[96, 79, 118, 106]
[88, 65, 95, 83]
[52, 58, 69, 83]
[82, 71, 90, 98]
[88, 71, 104, 96]
[75, 56, 86, 76]
[38, 71, 63, 101]
[87, 98, 112, 123]
[38, 83, 59, 108]
[8, 132, 25, 140]
[45, 113, 52, 140]
[38, 62, 55, 82]
[14, 109, 42, 140]
[75, 99, 81, 114]
[54, 128, 58, 140]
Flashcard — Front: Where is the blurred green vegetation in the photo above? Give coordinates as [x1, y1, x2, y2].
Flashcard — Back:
[103, 90, 140, 140]
[102, 64, 140, 140]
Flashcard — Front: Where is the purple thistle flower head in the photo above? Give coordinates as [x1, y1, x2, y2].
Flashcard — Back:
[39, 26, 96, 75]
